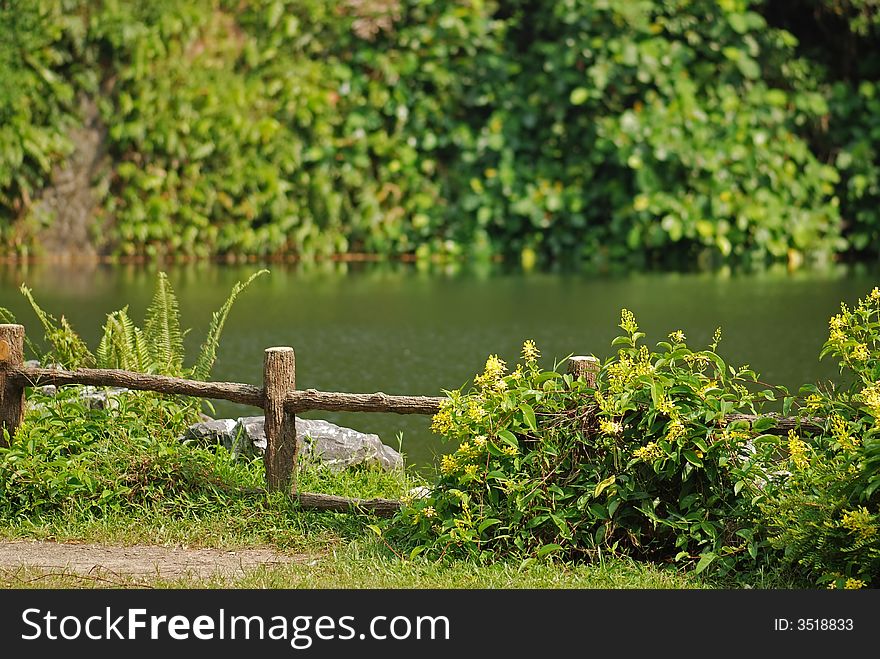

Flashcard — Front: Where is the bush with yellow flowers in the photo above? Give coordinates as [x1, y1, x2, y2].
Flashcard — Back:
[389, 316, 785, 578]
[757, 287, 880, 589]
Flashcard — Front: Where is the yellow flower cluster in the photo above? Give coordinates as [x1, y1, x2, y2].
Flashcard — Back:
[805, 393, 823, 411]
[501, 445, 518, 457]
[665, 418, 686, 443]
[871, 286, 880, 302]
[831, 415, 859, 452]
[619, 308, 639, 334]
[668, 330, 686, 343]
[860, 382, 880, 420]
[844, 578, 867, 590]
[599, 418, 624, 436]
[632, 442, 664, 462]
[595, 390, 617, 416]
[463, 464, 479, 479]
[828, 311, 847, 344]
[431, 401, 454, 435]
[521, 339, 541, 363]
[851, 343, 869, 362]
[787, 429, 809, 470]
[440, 454, 458, 475]
[606, 345, 653, 393]
[467, 399, 486, 421]
[841, 506, 877, 541]
[475, 354, 507, 389]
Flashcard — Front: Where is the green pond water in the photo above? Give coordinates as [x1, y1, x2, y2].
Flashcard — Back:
[1, 261, 877, 470]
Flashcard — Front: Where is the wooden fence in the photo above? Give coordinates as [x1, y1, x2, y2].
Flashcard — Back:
[0, 323, 818, 516]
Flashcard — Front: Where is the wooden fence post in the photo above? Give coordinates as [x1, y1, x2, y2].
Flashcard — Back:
[0, 324, 25, 447]
[263, 347, 298, 493]
[567, 355, 599, 388]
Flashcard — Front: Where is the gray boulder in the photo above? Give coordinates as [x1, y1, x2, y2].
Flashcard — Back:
[79, 385, 130, 410]
[182, 418, 238, 447]
[181, 415, 403, 471]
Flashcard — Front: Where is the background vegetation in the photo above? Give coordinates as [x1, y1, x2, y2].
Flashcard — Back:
[2, 0, 879, 266]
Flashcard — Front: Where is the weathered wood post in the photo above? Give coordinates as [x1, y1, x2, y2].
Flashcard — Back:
[567, 355, 600, 388]
[0, 324, 25, 447]
[263, 347, 298, 493]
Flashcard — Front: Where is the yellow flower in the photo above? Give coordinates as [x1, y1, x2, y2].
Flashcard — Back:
[665, 418, 686, 443]
[841, 507, 877, 541]
[463, 464, 479, 478]
[467, 400, 486, 421]
[473, 435, 487, 448]
[787, 429, 809, 469]
[423, 506, 436, 519]
[440, 454, 458, 475]
[619, 308, 639, 334]
[851, 343, 869, 361]
[844, 578, 867, 590]
[475, 354, 507, 389]
[831, 415, 859, 452]
[668, 330, 686, 343]
[501, 445, 518, 457]
[632, 442, 664, 461]
[871, 286, 880, 302]
[431, 403, 454, 435]
[599, 418, 624, 435]
[521, 339, 541, 363]
[861, 382, 880, 421]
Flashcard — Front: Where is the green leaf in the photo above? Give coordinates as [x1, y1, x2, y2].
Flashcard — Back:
[752, 416, 777, 432]
[683, 450, 703, 467]
[478, 518, 502, 534]
[594, 475, 616, 498]
[536, 543, 562, 558]
[498, 429, 519, 449]
[569, 87, 589, 105]
[695, 552, 716, 574]
[519, 402, 537, 431]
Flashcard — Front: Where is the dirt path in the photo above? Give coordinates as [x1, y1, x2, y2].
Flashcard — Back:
[0, 539, 310, 583]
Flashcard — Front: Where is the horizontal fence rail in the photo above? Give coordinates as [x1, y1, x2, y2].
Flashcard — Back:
[10, 366, 265, 407]
[0, 324, 825, 516]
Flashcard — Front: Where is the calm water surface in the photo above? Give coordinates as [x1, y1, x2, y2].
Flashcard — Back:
[1, 261, 877, 469]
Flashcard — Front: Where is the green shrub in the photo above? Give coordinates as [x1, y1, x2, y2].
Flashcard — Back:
[390, 316, 781, 577]
[758, 287, 880, 589]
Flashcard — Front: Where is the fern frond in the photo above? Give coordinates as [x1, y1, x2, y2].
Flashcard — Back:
[191, 269, 268, 380]
[98, 307, 153, 372]
[144, 272, 184, 376]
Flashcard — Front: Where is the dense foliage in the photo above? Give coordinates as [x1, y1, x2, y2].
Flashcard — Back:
[392, 289, 880, 588]
[1, 0, 879, 265]
[758, 287, 880, 589]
